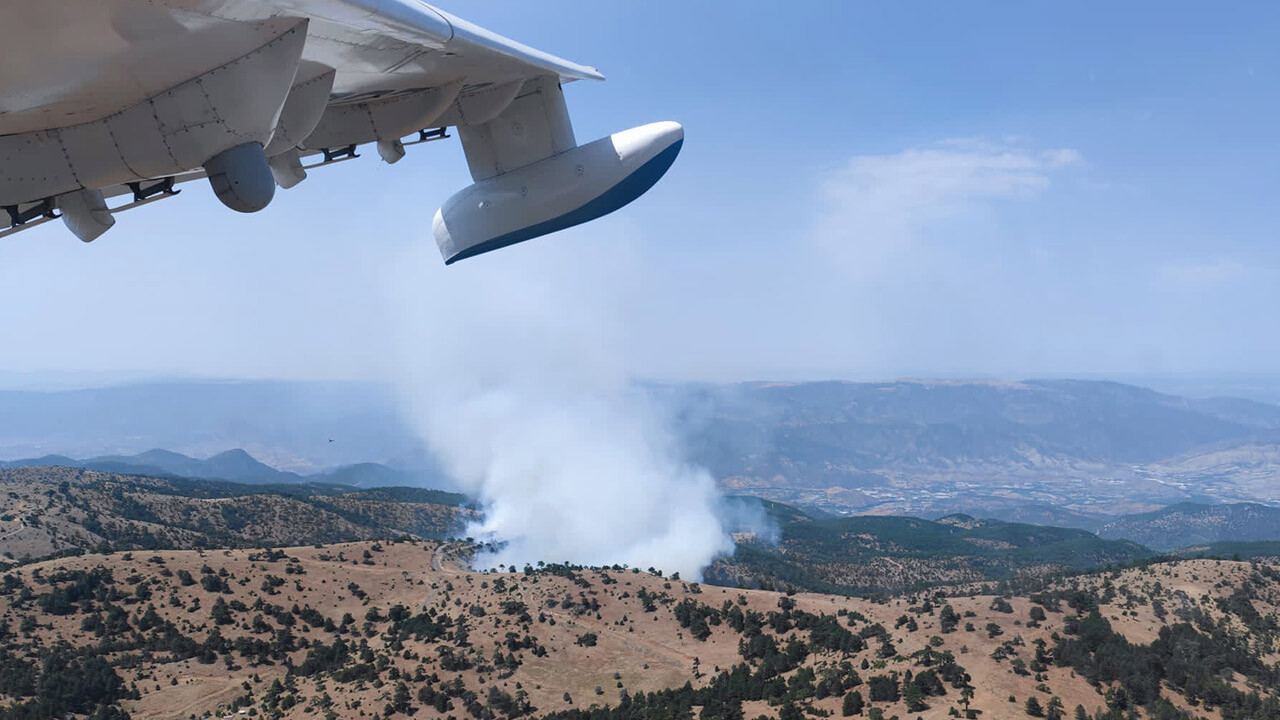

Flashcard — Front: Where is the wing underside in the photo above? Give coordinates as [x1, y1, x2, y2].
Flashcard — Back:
[0, 0, 682, 261]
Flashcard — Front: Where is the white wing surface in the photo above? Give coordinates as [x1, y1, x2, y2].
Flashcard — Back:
[0, 0, 682, 261]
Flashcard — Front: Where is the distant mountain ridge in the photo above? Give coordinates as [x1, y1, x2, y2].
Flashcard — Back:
[0, 380, 425, 472]
[6, 377, 1280, 518]
[676, 379, 1280, 469]
[1098, 501, 1280, 551]
[665, 378, 1280, 515]
[0, 447, 433, 488]
[680, 376, 1269, 466]
[929, 502, 1109, 532]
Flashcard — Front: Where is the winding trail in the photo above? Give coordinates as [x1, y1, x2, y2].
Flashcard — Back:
[431, 541, 460, 572]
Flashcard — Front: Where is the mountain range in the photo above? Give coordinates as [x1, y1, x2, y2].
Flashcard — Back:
[665, 379, 1280, 515]
[1097, 501, 1280, 551]
[4, 377, 1280, 519]
[0, 447, 434, 487]
[0, 380, 425, 472]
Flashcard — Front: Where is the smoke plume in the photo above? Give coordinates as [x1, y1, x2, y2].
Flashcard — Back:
[391, 235, 733, 578]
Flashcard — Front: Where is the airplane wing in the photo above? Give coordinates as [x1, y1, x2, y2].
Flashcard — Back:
[0, 0, 683, 263]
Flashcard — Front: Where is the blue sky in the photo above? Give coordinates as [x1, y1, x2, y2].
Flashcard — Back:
[1, 1, 1278, 385]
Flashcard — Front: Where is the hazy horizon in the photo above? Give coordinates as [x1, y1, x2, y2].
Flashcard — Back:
[6, 370, 1280, 404]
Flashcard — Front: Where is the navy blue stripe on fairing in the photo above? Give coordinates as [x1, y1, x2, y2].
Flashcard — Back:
[444, 138, 683, 264]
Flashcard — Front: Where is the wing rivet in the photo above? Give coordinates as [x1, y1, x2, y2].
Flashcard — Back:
[576, 164, 584, 176]
[520, 186, 528, 197]
[512, 121, 524, 136]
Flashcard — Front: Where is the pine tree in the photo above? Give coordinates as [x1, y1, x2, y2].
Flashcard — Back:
[210, 597, 232, 626]
[842, 690, 864, 716]
[903, 676, 926, 712]
[392, 681, 411, 713]
[778, 700, 803, 720]
[1025, 695, 1044, 717]
[877, 637, 897, 658]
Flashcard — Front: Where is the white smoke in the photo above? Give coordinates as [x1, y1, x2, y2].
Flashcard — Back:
[390, 233, 733, 578]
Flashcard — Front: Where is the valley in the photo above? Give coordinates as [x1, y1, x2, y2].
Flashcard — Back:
[674, 380, 1280, 517]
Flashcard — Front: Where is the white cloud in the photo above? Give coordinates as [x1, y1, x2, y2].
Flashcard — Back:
[1156, 257, 1262, 290]
[813, 139, 1081, 268]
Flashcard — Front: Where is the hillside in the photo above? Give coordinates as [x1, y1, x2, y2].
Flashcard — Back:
[709, 513, 1152, 595]
[0, 540, 1276, 720]
[1, 470, 1157, 595]
[1097, 502, 1280, 551]
[0, 466, 472, 560]
[1176, 541, 1280, 561]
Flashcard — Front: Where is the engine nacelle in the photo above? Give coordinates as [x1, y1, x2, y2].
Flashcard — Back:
[433, 121, 683, 264]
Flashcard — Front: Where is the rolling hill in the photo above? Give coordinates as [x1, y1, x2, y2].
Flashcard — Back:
[2, 465, 1277, 719]
[708, 510, 1152, 595]
[0, 466, 473, 560]
[0, 541, 1276, 720]
[1098, 502, 1280, 551]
